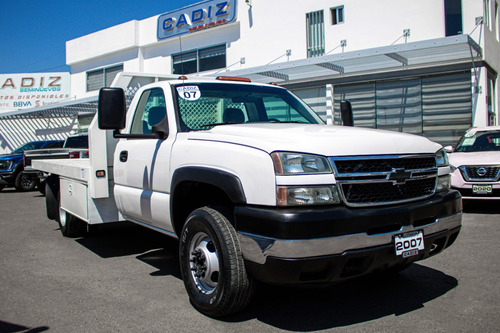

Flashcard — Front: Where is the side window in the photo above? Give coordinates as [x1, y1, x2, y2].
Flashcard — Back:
[130, 88, 167, 135]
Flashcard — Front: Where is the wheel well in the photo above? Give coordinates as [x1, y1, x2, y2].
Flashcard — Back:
[171, 181, 235, 237]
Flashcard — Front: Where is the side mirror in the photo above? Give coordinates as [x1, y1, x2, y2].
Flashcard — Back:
[340, 100, 354, 126]
[98, 87, 126, 130]
[444, 145, 454, 153]
[152, 116, 169, 140]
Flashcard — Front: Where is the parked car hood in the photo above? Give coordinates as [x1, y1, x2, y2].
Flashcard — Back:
[0, 153, 22, 160]
[186, 123, 442, 156]
[449, 151, 500, 167]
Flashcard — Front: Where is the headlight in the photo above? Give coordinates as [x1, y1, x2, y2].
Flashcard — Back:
[436, 175, 451, 192]
[272, 152, 331, 175]
[0, 160, 14, 170]
[277, 185, 340, 206]
[436, 148, 449, 167]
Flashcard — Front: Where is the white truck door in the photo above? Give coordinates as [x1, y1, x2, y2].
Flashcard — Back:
[113, 87, 175, 233]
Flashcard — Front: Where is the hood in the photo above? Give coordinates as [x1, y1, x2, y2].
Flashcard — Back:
[186, 123, 441, 156]
[0, 153, 22, 160]
[449, 151, 500, 167]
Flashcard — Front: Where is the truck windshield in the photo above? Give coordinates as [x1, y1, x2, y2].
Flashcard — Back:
[173, 82, 324, 131]
[454, 130, 500, 152]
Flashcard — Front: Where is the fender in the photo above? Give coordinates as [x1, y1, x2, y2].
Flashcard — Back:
[171, 166, 247, 204]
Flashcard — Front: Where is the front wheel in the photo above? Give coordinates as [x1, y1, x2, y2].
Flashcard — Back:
[15, 171, 36, 191]
[179, 207, 254, 317]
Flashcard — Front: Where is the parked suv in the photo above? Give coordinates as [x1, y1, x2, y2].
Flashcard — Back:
[0, 140, 63, 191]
[447, 126, 500, 200]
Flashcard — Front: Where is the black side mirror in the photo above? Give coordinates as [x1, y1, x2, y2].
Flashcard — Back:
[152, 116, 169, 140]
[98, 87, 126, 130]
[340, 100, 354, 127]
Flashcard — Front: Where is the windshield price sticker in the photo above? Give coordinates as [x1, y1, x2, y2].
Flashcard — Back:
[177, 86, 201, 101]
[394, 231, 425, 258]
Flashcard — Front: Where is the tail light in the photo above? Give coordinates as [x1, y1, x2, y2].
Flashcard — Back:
[69, 152, 80, 159]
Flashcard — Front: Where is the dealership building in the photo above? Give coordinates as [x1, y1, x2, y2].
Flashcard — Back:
[0, 0, 499, 153]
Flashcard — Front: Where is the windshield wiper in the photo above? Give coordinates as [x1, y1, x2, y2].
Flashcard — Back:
[200, 122, 242, 128]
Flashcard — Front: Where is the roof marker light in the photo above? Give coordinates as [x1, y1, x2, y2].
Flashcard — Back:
[216, 76, 251, 82]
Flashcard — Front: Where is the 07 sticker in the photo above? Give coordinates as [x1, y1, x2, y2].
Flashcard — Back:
[177, 86, 201, 101]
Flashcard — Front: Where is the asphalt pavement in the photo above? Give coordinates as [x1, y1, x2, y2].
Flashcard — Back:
[1, 189, 499, 332]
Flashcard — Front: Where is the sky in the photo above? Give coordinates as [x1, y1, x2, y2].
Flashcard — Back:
[0, 0, 201, 74]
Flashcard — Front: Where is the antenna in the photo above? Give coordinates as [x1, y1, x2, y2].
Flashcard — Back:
[178, 36, 185, 83]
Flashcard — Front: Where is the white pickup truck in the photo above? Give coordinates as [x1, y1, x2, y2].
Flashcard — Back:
[34, 76, 462, 317]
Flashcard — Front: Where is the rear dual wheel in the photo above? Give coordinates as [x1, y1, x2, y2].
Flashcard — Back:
[45, 175, 86, 237]
[179, 207, 254, 317]
[58, 208, 86, 238]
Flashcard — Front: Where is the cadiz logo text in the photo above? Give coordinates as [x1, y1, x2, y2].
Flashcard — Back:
[1, 76, 63, 92]
[157, 0, 237, 39]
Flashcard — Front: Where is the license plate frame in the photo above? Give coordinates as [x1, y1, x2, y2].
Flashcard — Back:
[394, 230, 425, 258]
[472, 184, 493, 194]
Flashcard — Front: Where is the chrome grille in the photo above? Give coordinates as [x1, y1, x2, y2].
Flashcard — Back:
[330, 155, 437, 207]
[459, 166, 500, 182]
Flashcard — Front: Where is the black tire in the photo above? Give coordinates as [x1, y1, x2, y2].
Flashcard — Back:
[179, 207, 254, 317]
[45, 176, 60, 221]
[0, 184, 5, 191]
[58, 208, 86, 238]
[14, 171, 36, 191]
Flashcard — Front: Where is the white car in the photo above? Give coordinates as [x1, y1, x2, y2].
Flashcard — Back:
[447, 126, 500, 200]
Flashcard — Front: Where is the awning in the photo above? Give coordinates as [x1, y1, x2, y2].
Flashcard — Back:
[216, 34, 483, 84]
[0, 95, 98, 119]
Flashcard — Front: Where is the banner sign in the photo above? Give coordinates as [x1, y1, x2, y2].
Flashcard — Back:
[0, 72, 71, 111]
[157, 0, 237, 40]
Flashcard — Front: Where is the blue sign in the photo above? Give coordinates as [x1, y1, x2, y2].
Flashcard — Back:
[157, 0, 238, 40]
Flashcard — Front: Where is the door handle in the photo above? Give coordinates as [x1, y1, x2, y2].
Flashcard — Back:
[119, 150, 128, 162]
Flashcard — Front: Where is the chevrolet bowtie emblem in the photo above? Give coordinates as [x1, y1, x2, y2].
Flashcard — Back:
[388, 168, 412, 185]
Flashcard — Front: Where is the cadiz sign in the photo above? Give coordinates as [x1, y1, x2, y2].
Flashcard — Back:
[157, 0, 237, 40]
[0, 73, 70, 111]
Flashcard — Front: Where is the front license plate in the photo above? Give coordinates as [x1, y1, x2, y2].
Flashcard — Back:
[394, 231, 425, 258]
[472, 184, 493, 194]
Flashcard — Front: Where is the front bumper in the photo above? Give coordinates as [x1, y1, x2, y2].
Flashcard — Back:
[0, 171, 16, 184]
[235, 190, 462, 284]
[451, 169, 500, 200]
[452, 185, 500, 200]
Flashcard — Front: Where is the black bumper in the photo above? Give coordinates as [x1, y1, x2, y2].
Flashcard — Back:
[234, 190, 462, 239]
[0, 171, 16, 185]
[234, 190, 462, 285]
[244, 226, 461, 285]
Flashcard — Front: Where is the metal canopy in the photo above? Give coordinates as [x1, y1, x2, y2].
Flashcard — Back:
[0, 95, 98, 119]
[218, 34, 482, 84]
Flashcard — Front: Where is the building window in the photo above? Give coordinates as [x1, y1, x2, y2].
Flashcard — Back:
[86, 64, 123, 92]
[444, 0, 463, 36]
[306, 10, 325, 58]
[331, 6, 344, 25]
[172, 45, 226, 75]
